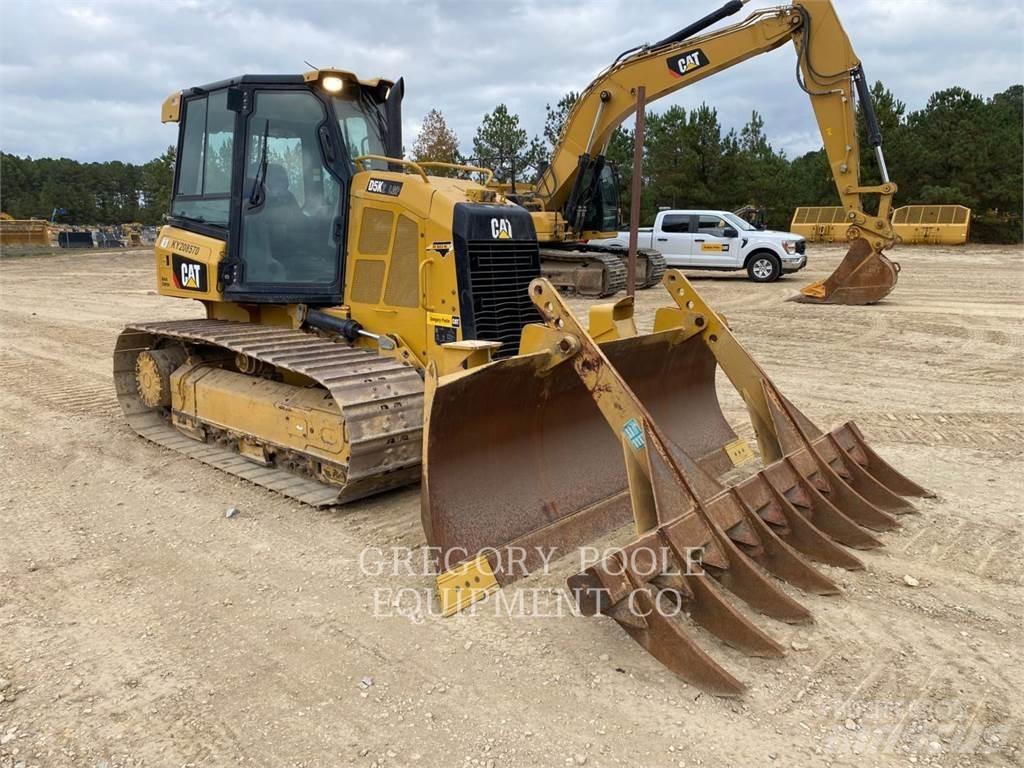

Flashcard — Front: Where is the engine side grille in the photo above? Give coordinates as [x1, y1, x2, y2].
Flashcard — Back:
[464, 239, 541, 359]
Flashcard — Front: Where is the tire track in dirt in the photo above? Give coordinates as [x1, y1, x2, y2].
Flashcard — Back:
[0, 350, 118, 418]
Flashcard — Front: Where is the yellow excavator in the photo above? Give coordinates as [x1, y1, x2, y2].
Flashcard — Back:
[528, 0, 901, 304]
[117, 0, 922, 695]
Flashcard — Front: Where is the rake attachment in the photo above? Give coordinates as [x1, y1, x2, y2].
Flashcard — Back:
[422, 269, 930, 694]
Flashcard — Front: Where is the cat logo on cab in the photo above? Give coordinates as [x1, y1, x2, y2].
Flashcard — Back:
[490, 218, 513, 239]
[172, 255, 208, 292]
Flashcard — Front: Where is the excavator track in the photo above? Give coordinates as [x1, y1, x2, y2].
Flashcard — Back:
[634, 247, 667, 289]
[113, 319, 424, 506]
[539, 245, 666, 297]
[539, 248, 627, 298]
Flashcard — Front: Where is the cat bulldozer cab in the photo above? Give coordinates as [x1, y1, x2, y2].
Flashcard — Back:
[116, 0, 926, 696]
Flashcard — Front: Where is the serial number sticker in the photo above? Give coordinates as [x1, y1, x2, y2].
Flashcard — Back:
[724, 438, 755, 466]
[427, 312, 459, 328]
[622, 418, 646, 450]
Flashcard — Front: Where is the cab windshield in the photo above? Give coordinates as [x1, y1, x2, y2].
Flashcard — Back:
[332, 94, 387, 166]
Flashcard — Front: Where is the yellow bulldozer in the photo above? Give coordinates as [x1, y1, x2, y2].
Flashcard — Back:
[116, 0, 925, 695]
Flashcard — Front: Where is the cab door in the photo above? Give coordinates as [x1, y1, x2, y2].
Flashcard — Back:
[691, 214, 738, 268]
[226, 87, 349, 304]
[653, 213, 694, 266]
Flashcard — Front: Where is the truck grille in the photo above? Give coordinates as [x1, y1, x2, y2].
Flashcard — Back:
[464, 239, 541, 359]
[796, 240, 806, 254]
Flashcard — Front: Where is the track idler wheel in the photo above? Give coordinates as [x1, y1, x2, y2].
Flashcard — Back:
[135, 347, 187, 408]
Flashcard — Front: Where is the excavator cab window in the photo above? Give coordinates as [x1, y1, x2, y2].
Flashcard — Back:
[581, 161, 622, 233]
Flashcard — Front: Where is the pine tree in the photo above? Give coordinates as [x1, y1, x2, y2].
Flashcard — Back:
[472, 104, 545, 185]
[543, 91, 580, 152]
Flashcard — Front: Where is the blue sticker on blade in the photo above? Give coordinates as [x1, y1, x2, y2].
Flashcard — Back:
[622, 418, 645, 450]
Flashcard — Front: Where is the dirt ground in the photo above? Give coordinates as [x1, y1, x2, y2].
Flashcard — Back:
[0, 244, 1021, 768]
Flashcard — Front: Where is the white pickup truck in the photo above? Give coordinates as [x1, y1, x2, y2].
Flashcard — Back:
[590, 209, 807, 282]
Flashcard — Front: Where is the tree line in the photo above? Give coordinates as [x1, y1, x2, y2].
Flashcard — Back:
[1, 147, 176, 226]
[414, 82, 1022, 240]
[2, 81, 1019, 241]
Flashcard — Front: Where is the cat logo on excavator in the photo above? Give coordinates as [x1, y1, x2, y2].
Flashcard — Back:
[667, 48, 709, 76]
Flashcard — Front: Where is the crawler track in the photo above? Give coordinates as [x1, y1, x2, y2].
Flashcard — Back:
[113, 319, 424, 506]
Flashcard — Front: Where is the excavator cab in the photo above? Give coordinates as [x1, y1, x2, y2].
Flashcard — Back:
[580, 161, 623, 234]
[166, 71, 400, 305]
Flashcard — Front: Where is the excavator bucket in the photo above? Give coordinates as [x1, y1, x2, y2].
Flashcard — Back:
[422, 269, 930, 694]
[792, 237, 900, 305]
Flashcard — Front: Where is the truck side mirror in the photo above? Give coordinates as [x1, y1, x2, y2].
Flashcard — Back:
[723, 227, 738, 238]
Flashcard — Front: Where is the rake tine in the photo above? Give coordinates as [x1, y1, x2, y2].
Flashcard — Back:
[770, 460, 884, 548]
[779, 461, 885, 549]
[833, 422, 933, 499]
[609, 588, 747, 697]
[570, 558, 747, 696]
[662, 516, 812, 625]
[762, 383, 901, 532]
[819, 433, 916, 515]
[644, 427, 813, 624]
[730, 490, 841, 596]
[808, 452, 901, 532]
[737, 473, 864, 573]
[755, 476, 867, 570]
[681, 572, 786, 657]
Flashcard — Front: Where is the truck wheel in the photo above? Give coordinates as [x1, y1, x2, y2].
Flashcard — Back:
[747, 252, 781, 283]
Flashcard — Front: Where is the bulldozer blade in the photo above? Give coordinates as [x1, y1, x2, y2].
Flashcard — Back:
[791, 238, 900, 305]
[422, 324, 740, 582]
[424, 270, 928, 695]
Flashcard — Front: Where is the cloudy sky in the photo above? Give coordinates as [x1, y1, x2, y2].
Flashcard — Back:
[1, 0, 1021, 165]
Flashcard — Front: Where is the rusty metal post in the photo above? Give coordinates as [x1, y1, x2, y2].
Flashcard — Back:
[626, 86, 647, 297]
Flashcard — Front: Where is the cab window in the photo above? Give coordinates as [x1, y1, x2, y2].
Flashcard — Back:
[661, 214, 691, 233]
[333, 95, 387, 168]
[172, 89, 234, 227]
[697, 215, 729, 235]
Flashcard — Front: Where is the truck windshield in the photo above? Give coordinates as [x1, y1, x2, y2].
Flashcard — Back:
[723, 212, 757, 231]
[332, 93, 387, 168]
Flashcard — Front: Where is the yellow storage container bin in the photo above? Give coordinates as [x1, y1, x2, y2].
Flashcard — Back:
[790, 206, 849, 242]
[891, 205, 971, 245]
